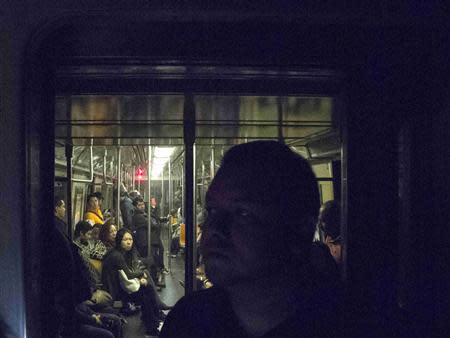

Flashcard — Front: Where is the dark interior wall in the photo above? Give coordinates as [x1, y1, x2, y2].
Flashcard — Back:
[408, 25, 450, 332]
[19, 13, 449, 338]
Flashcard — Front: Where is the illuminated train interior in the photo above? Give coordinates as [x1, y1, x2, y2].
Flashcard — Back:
[0, 6, 447, 338]
[54, 91, 342, 337]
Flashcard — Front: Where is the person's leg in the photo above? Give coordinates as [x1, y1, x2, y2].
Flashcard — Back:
[150, 245, 159, 281]
[99, 313, 123, 338]
[158, 240, 166, 270]
[130, 288, 159, 334]
[78, 324, 115, 338]
[146, 276, 172, 310]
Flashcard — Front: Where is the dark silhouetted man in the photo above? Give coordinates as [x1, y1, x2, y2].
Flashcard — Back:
[161, 141, 342, 338]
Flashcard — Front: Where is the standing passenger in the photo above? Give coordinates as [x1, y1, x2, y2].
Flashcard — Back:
[150, 199, 169, 279]
[119, 190, 134, 230]
[161, 141, 343, 337]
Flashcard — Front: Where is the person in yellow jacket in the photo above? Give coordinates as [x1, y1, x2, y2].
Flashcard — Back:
[84, 193, 104, 225]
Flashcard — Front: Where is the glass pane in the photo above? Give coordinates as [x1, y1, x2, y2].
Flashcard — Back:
[283, 97, 332, 122]
[194, 94, 339, 291]
[312, 163, 333, 178]
[195, 95, 334, 141]
[55, 95, 184, 143]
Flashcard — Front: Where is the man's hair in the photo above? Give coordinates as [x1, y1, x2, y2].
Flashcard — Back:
[74, 220, 93, 238]
[54, 196, 64, 209]
[132, 196, 144, 207]
[87, 193, 97, 203]
[214, 141, 320, 251]
[129, 190, 140, 200]
[93, 191, 104, 201]
[320, 200, 341, 240]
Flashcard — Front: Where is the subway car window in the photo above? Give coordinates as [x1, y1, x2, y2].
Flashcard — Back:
[54, 91, 342, 336]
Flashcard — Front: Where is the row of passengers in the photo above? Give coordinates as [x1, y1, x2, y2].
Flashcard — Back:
[73, 220, 171, 335]
[84, 188, 168, 287]
[53, 198, 123, 338]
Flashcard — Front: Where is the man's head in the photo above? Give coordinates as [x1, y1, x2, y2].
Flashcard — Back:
[201, 141, 320, 287]
[133, 196, 146, 212]
[318, 200, 342, 263]
[74, 220, 93, 242]
[54, 196, 66, 220]
[129, 190, 140, 200]
[86, 194, 99, 211]
[93, 192, 104, 207]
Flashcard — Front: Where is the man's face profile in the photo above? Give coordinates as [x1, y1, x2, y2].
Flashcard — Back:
[201, 168, 279, 287]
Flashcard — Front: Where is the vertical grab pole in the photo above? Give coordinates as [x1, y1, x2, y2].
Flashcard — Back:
[161, 169, 165, 216]
[132, 165, 135, 191]
[168, 158, 173, 271]
[161, 168, 166, 270]
[277, 96, 284, 143]
[201, 161, 205, 206]
[116, 146, 122, 227]
[184, 94, 196, 295]
[210, 139, 215, 179]
[147, 145, 152, 261]
[65, 143, 73, 239]
[169, 159, 173, 214]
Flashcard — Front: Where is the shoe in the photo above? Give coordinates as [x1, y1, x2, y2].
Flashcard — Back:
[121, 302, 140, 316]
[170, 254, 177, 258]
[162, 268, 170, 274]
[157, 273, 166, 288]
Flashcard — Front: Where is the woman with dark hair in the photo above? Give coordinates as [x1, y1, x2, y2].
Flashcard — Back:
[83, 221, 118, 264]
[98, 223, 118, 252]
[101, 228, 161, 336]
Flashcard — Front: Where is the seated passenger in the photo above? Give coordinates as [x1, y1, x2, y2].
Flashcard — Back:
[85, 193, 105, 225]
[318, 200, 342, 266]
[73, 220, 93, 251]
[46, 198, 92, 337]
[75, 300, 123, 338]
[101, 228, 162, 336]
[73, 220, 105, 286]
[91, 223, 102, 241]
[98, 222, 118, 253]
[54, 196, 68, 235]
[161, 141, 343, 337]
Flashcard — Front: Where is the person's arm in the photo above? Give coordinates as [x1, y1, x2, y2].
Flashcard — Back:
[124, 203, 134, 228]
[118, 269, 141, 293]
[114, 251, 143, 279]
